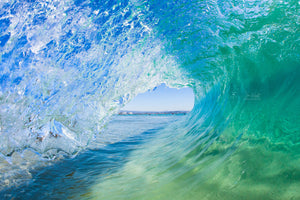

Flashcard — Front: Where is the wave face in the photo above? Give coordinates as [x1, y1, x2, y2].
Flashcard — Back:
[0, 0, 187, 157]
[1, 0, 299, 199]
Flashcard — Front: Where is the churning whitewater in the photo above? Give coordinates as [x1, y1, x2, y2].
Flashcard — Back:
[0, 0, 299, 199]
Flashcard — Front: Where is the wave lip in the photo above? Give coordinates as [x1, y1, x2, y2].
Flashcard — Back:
[0, 0, 300, 199]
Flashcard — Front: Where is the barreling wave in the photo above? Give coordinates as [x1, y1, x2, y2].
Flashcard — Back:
[0, 0, 299, 199]
[0, 0, 189, 158]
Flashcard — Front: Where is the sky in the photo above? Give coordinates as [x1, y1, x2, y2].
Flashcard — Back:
[121, 83, 194, 112]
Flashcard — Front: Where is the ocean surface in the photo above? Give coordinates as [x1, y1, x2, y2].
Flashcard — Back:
[0, 0, 299, 199]
[1, 115, 185, 199]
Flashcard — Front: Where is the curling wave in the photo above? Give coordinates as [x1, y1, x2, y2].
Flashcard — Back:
[0, 0, 299, 199]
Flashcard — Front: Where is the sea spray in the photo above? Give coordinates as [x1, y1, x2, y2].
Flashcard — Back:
[0, 0, 299, 199]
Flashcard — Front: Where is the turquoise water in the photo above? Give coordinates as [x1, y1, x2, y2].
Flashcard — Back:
[1, 115, 184, 199]
[0, 0, 299, 199]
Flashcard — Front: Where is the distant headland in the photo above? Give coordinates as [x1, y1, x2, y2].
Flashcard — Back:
[118, 111, 189, 115]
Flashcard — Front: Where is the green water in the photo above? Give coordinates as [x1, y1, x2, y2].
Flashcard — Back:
[88, 1, 300, 199]
[0, 0, 299, 199]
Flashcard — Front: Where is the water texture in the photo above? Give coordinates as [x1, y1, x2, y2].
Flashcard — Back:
[0, 0, 299, 199]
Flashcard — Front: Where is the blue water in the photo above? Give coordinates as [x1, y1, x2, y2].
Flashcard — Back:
[1, 115, 184, 199]
[0, 0, 299, 199]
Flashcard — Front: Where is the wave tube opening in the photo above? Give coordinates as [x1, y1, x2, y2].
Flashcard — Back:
[121, 83, 195, 112]
[0, 0, 299, 199]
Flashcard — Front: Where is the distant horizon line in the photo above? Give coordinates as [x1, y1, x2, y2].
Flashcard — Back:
[118, 110, 190, 115]
[119, 110, 191, 112]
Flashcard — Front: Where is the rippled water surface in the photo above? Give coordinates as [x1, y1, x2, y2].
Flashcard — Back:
[0, 0, 299, 199]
